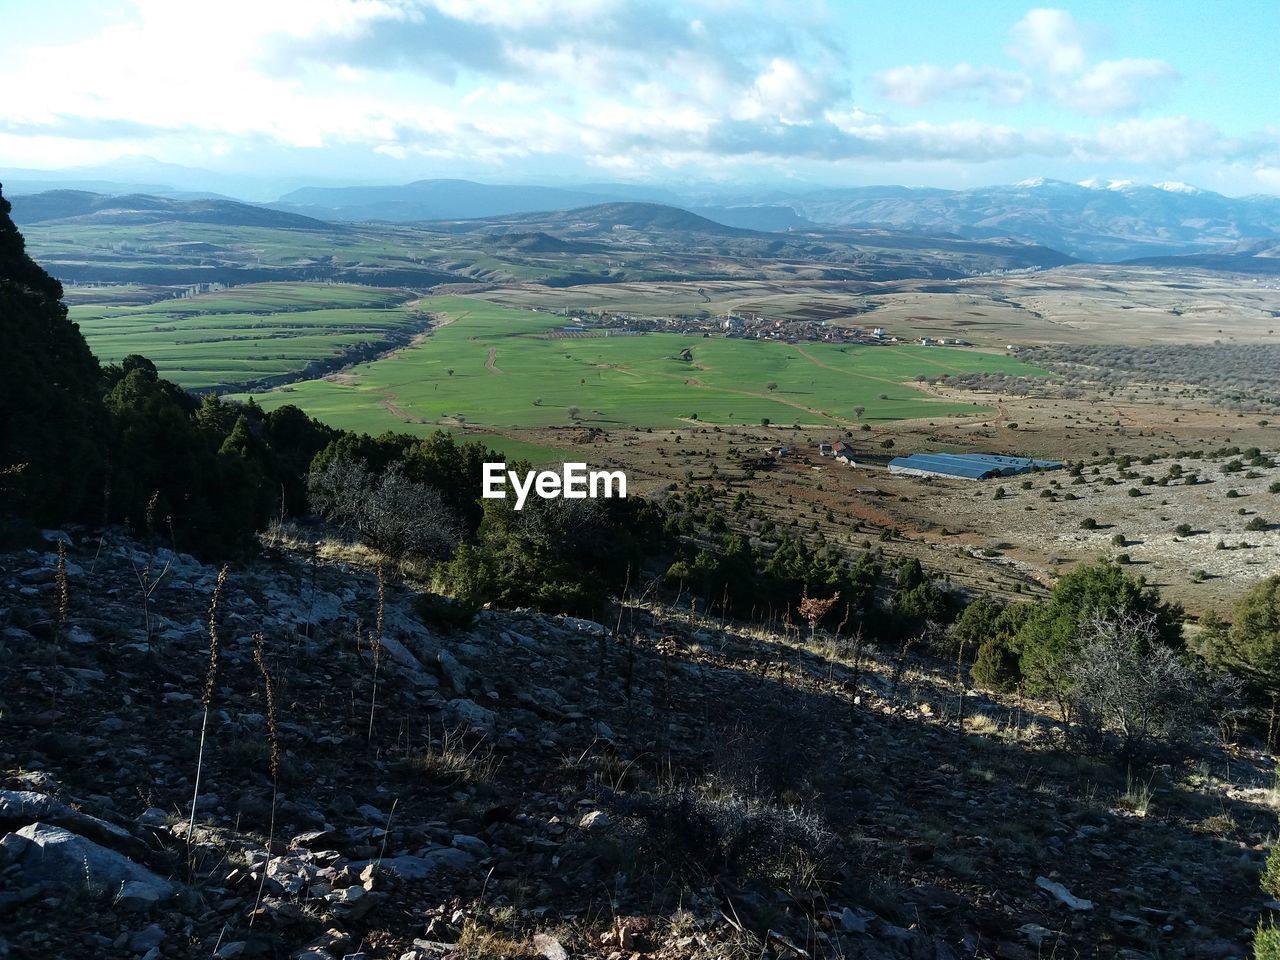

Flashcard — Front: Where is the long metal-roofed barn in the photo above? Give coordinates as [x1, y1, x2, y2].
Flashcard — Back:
[888, 453, 1062, 480]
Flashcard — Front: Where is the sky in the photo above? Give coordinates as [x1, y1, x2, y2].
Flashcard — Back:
[1, 0, 1278, 197]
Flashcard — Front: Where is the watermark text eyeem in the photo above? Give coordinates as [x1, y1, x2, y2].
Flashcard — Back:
[482, 462, 627, 510]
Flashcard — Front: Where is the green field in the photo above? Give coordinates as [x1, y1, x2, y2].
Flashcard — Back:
[73, 282, 420, 389]
[236, 296, 1045, 432]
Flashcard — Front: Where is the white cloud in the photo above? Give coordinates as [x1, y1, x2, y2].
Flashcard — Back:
[875, 63, 1031, 107]
[1085, 115, 1222, 165]
[1006, 7, 1088, 75]
[734, 59, 833, 123]
[1059, 58, 1178, 114]
[425, 0, 617, 28]
[879, 8, 1176, 116]
[0, 0, 1272, 189]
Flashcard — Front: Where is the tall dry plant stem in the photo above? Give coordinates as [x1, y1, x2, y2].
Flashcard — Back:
[130, 491, 174, 650]
[51, 541, 69, 684]
[250, 633, 281, 925]
[188, 564, 227, 873]
[367, 563, 385, 742]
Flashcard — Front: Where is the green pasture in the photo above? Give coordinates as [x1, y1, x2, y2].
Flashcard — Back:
[73, 282, 420, 389]
[238, 296, 1045, 431]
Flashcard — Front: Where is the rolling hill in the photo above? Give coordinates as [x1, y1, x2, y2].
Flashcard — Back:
[458, 201, 757, 238]
[441, 201, 1075, 275]
[8, 190, 337, 231]
[1123, 237, 1280, 274]
[16, 192, 1075, 289]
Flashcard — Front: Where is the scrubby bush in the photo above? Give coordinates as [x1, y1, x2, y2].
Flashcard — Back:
[1203, 577, 1280, 747]
[436, 495, 654, 618]
[412, 591, 479, 632]
[604, 780, 834, 885]
[1263, 845, 1280, 900]
[948, 596, 1031, 661]
[972, 638, 1020, 692]
[1017, 561, 1183, 710]
[1256, 919, 1280, 960]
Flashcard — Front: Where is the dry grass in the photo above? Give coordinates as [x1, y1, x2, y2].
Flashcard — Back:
[406, 725, 500, 787]
[1119, 770, 1156, 817]
[453, 919, 532, 959]
[264, 520, 434, 583]
[964, 712, 1000, 735]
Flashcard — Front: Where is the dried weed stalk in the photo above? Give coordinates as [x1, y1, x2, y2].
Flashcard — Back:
[187, 564, 227, 873]
[250, 632, 281, 924]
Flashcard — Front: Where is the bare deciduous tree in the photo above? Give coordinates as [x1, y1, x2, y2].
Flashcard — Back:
[308, 456, 461, 561]
[1066, 609, 1197, 759]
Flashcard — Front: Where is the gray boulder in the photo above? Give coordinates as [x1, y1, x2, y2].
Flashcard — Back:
[13, 823, 175, 906]
[437, 649, 473, 696]
[445, 698, 497, 732]
[0, 789, 144, 857]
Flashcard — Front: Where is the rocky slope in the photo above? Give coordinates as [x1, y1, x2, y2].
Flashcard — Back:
[0, 531, 1270, 959]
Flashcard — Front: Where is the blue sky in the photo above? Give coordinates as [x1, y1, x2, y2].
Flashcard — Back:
[1, 0, 1277, 195]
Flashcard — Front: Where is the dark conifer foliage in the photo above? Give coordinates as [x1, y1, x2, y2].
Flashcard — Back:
[0, 183, 339, 553]
[0, 182, 107, 535]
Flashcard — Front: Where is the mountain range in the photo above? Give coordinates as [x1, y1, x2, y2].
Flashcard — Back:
[7, 165, 1280, 266]
[784, 179, 1280, 261]
[262, 177, 1280, 262]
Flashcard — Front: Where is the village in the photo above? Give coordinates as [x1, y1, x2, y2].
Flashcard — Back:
[540, 306, 973, 346]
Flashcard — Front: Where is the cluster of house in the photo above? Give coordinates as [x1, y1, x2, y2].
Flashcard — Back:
[536, 306, 911, 346]
[717, 314, 875, 344]
[818, 441, 858, 465]
[538, 304, 975, 349]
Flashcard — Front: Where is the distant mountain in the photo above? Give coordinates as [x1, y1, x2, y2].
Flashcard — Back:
[9, 190, 338, 231]
[268, 176, 1280, 261]
[270, 178, 794, 228]
[784, 179, 1280, 261]
[12, 167, 1280, 263]
[466, 201, 756, 238]
[0, 159, 334, 203]
[272, 179, 636, 223]
[4, 178, 188, 197]
[687, 204, 817, 232]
